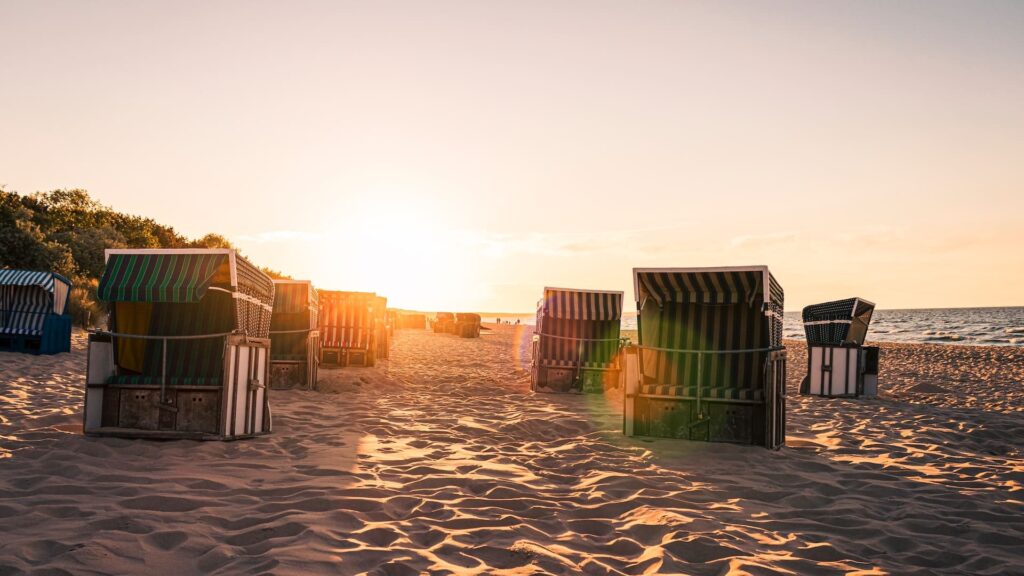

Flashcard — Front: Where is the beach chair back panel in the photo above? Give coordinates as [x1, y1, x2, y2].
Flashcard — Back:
[640, 299, 769, 390]
[130, 293, 234, 383]
[319, 292, 373, 350]
[537, 317, 621, 368]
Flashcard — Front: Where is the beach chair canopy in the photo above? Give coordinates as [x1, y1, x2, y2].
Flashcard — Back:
[455, 313, 481, 323]
[271, 280, 319, 360]
[97, 250, 275, 385]
[540, 287, 623, 321]
[802, 297, 875, 346]
[535, 287, 623, 369]
[436, 312, 455, 321]
[319, 290, 376, 350]
[0, 270, 72, 335]
[633, 266, 784, 398]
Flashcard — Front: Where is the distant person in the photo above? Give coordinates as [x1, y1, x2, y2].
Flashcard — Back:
[496, 317, 501, 326]
[516, 319, 520, 325]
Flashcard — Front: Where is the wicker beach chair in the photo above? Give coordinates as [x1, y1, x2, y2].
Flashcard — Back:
[433, 312, 456, 334]
[319, 291, 376, 367]
[269, 280, 320, 390]
[83, 249, 275, 440]
[454, 313, 482, 338]
[622, 266, 786, 449]
[0, 269, 72, 355]
[801, 298, 879, 397]
[531, 287, 624, 393]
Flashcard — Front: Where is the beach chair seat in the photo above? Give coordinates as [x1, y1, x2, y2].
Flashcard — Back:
[639, 385, 764, 401]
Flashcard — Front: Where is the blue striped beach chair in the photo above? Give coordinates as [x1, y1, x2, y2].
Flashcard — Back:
[0, 269, 72, 355]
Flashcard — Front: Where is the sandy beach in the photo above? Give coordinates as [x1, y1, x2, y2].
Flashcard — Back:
[1, 326, 1022, 575]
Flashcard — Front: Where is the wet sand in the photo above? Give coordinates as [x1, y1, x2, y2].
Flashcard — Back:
[0, 327, 1021, 574]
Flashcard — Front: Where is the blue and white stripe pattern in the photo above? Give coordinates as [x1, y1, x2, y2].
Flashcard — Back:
[0, 270, 71, 336]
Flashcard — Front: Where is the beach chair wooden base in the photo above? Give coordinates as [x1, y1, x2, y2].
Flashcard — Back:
[623, 347, 786, 449]
[270, 361, 310, 390]
[0, 334, 43, 355]
[532, 366, 620, 394]
[345, 349, 374, 367]
[801, 345, 880, 398]
[83, 333, 272, 441]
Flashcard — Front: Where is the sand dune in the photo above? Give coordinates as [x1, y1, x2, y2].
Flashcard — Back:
[0, 327, 1021, 574]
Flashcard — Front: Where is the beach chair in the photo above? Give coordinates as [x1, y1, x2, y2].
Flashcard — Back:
[374, 296, 390, 360]
[622, 267, 786, 449]
[269, 280, 320, 390]
[800, 298, 879, 398]
[454, 313, 481, 338]
[531, 287, 624, 393]
[0, 269, 73, 355]
[318, 291, 376, 367]
[433, 312, 455, 334]
[83, 249, 275, 440]
[397, 312, 426, 330]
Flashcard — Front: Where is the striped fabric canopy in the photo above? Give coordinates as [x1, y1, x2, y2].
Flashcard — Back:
[541, 287, 623, 321]
[272, 281, 318, 315]
[0, 270, 72, 336]
[100, 253, 227, 303]
[802, 297, 875, 346]
[635, 268, 781, 308]
[100, 250, 275, 338]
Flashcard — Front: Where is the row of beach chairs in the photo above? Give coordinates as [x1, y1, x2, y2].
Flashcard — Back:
[72, 248, 393, 440]
[4, 255, 878, 449]
[531, 267, 879, 449]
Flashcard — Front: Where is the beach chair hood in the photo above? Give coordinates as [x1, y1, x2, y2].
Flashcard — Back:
[802, 297, 875, 346]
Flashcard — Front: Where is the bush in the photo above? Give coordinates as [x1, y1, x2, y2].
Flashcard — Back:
[67, 277, 105, 329]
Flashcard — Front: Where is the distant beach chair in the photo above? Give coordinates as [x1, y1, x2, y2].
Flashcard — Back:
[800, 298, 879, 398]
[622, 267, 787, 449]
[531, 287, 624, 393]
[433, 312, 455, 334]
[318, 291, 377, 367]
[397, 312, 427, 330]
[83, 249, 275, 440]
[269, 280, 320, 390]
[0, 269, 72, 355]
[454, 313, 481, 338]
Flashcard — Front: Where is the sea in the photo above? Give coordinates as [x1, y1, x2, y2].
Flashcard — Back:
[484, 307, 1024, 347]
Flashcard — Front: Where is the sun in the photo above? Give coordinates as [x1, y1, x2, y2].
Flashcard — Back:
[312, 192, 473, 311]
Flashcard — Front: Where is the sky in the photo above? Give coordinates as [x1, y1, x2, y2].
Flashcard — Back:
[2, 0, 1022, 312]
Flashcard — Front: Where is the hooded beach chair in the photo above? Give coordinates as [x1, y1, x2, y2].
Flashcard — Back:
[622, 266, 786, 449]
[319, 290, 376, 367]
[83, 249, 275, 440]
[373, 296, 390, 360]
[397, 312, 426, 330]
[531, 287, 624, 393]
[454, 313, 481, 338]
[269, 280, 320, 390]
[801, 298, 879, 398]
[0, 270, 72, 355]
[433, 312, 455, 334]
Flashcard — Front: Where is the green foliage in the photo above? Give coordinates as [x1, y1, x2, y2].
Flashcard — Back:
[0, 187, 247, 326]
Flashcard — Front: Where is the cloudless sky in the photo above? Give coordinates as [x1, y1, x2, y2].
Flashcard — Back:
[2, 1, 1022, 311]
